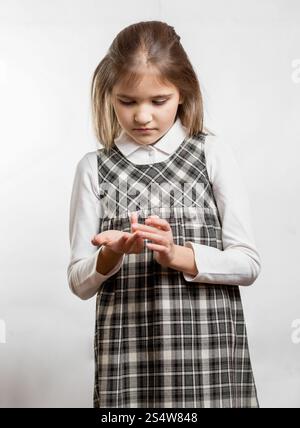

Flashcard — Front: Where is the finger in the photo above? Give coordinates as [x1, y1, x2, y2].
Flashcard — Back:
[132, 221, 168, 234]
[127, 237, 144, 254]
[145, 217, 171, 231]
[132, 215, 165, 233]
[145, 242, 166, 252]
[123, 232, 141, 253]
[136, 237, 145, 252]
[136, 231, 168, 245]
[130, 211, 139, 233]
[146, 215, 160, 226]
[130, 211, 138, 225]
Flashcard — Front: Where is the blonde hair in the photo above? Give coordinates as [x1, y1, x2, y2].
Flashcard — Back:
[91, 20, 208, 154]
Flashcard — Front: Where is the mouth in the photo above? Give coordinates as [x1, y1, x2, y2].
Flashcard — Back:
[133, 128, 156, 132]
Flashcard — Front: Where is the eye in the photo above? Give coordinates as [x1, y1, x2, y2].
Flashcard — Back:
[118, 100, 167, 106]
[119, 100, 134, 105]
[153, 100, 167, 105]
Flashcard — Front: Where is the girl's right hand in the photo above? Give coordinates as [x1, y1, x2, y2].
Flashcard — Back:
[91, 212, 144, 255]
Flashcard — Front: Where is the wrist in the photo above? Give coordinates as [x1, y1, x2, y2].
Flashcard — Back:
[101, 244, 123, 257]
[167, 244, 198, 276]
[96, 244, 124, 275]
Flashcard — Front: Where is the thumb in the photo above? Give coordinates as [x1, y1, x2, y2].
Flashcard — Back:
[91, 235, 107, 246]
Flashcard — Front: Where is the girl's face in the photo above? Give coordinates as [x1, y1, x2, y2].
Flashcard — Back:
[111, 72, 183, 146]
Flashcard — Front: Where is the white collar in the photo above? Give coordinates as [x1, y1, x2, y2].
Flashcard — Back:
[114, 117, 188, 157]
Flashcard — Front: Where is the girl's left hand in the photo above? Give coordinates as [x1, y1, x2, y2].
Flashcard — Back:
[132, 215, 175, 267]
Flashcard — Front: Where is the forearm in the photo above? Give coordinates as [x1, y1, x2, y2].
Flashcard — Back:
[96, 245, 124, 275]
[167, 244, 198, 276]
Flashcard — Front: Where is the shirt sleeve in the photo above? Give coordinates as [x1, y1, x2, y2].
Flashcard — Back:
[67, 151, 125, 300]
[183, 136, 261, 286]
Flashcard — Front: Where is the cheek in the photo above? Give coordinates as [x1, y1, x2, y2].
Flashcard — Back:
[171, 99, 181, 111]
[160, 103, 180, 119]
[114, 106, 131, 123]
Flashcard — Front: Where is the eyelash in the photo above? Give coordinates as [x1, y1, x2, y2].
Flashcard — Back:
[119, 100, 167, 106]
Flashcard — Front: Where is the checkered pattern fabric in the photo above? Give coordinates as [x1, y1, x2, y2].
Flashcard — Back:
[93, 133, 259, 408]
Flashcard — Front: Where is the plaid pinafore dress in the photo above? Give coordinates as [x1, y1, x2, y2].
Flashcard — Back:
[93, 132, 259, 408]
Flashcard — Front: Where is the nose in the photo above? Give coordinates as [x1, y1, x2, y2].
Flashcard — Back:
[134, 108, 152, 126]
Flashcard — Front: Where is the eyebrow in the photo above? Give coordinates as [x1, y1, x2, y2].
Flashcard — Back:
[116, 93, 174, 99]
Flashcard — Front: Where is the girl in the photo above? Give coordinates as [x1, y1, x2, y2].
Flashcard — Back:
[67, 21, 261, 408]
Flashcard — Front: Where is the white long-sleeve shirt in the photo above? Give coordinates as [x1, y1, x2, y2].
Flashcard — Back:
[67, 118, 261, 300]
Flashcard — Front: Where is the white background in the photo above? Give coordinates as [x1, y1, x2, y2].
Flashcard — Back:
[0, 0, 299, 408]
